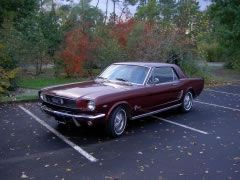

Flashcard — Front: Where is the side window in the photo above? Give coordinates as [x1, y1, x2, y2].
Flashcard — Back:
[148, 67, 178, 85]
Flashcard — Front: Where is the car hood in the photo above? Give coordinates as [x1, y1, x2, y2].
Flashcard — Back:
[42, 80, 135, 100]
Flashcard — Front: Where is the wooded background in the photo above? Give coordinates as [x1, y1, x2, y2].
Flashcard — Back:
[0, 0, 240, 94]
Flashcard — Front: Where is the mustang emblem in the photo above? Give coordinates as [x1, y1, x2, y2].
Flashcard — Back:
[134, 105, 141, 111]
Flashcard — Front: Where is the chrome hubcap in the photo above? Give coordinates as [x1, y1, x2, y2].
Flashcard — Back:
[114, 109, 126, 135]
[184, 92, 193, 111]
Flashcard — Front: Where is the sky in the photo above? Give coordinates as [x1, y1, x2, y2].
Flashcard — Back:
[89, 0, 212, 16]
[56, 0, 212, 16]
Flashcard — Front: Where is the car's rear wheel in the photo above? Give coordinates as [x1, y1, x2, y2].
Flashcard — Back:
[181, 91, 193, 112]
[106, 106, 127, 137]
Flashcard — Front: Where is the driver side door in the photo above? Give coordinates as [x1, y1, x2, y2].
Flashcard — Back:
[144, 66, 183, 111]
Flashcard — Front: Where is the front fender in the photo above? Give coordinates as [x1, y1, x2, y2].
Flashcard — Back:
[105, 101, 132, 121]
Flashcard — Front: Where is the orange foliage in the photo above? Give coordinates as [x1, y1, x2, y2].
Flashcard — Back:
[60, 18, 196, 75]
[61, 28, 100, 76]
[111, 19, 136, 47]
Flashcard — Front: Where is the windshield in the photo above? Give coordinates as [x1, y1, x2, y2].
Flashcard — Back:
[98, 64, 149, 84]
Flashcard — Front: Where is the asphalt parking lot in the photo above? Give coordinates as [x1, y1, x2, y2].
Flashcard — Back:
[0, 83, 240, 180]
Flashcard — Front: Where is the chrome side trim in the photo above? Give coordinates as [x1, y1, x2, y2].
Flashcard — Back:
[131, 103, 181, 120]
[41, 105, 105, 120]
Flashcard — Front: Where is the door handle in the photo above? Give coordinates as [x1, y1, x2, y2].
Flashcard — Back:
[171, 83, 178, 86]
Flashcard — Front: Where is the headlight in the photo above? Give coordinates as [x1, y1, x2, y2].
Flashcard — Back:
[87, 100, 95, 111]
[40, 92, 45, 101]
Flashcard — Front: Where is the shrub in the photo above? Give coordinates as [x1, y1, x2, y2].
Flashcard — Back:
[96, 38, 126, 69]
[0, 67, 19, 96]
[60, 28, 100, 77]
[179, 56, 211, 82]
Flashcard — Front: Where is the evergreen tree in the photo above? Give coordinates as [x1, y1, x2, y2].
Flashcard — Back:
[209, 0, 240, 70]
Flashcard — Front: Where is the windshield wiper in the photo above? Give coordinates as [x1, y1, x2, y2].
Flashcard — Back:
[115, 78, 133, 86]
[115, 78, 128, 82]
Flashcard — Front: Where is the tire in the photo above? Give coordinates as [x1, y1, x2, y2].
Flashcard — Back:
[106, 106, 128, 137]
[181, 91, 193, 112]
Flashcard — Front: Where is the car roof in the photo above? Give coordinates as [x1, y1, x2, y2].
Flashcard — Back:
[114, 62, 175, 68]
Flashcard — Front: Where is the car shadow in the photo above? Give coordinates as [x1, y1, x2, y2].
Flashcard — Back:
[55, 108, 183, 146]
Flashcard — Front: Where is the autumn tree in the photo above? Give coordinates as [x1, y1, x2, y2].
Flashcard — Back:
[60, 27, 101, 76]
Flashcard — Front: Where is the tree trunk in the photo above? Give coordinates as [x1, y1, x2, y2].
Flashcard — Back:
[104, 0, 109, 24]
[40, 0, 43, 11]
[113, 0, 116, 23]
[119, 6, 126, 20]
[51, 0, 55, 14]
[35, 58, 40, 76]
[39, 55, 43, 74]
[96, 0, 99, 8]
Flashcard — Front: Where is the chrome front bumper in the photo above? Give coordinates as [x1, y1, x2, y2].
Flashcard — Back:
[40, 105, 105, 120]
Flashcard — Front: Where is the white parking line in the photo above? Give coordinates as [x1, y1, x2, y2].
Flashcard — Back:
[205, 89, 240, 96]
[19, 105, 98, 162]
[151, 116, 209, 135]
[194, 100, 240, 112]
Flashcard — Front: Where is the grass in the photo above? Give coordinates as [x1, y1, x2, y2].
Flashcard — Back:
[0, 94, 38, 103]
[1, 66, 92, 103]
[0, 77, 87, 103]
[18, 77, 86, 89]
[1, 76, 88, 103]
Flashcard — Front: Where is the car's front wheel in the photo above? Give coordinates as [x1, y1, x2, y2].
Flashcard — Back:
[181, 91, 193, 112]
[106, 106, 127, 137]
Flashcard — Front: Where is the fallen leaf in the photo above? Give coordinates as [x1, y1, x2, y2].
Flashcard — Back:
[21, 172, 28, 179]
[233, 157, 240, 160]
[66, 168, 71, 172]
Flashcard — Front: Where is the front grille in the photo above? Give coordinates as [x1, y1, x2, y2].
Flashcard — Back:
[45, 95, 77, 109]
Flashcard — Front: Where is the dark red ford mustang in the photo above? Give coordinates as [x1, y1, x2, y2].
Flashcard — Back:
[39, 62, 204, 137]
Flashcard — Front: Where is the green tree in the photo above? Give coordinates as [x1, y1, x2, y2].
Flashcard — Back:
[0, 0, 38, 26]
[175, 0, 200, 31]
[12, 14, 50, 75]
[160, 0, 177, 23]
[97, 38, 126, 69]
[209, 0, 240, 70]
[0, 20, 19, 70]
[67, 0, 104, 32]
[90, 25, 126, 69]
[136, 0, 160, 21]
[125, 0, 139, 6]
[0, 24, 20, 90]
